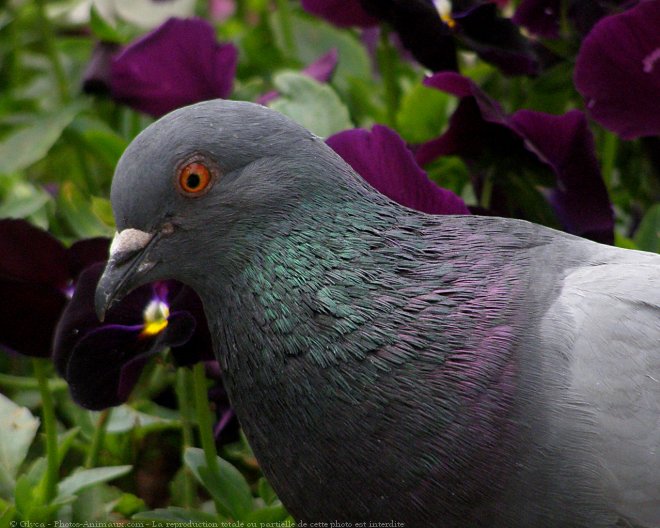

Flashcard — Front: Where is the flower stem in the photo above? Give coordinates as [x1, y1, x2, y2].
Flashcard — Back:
[275, 0, 296, 57]
[192, 362, 223, 514]
[601, 131, 618, 190]
[176, 368, 196, 508]
[0, 372, 67, 391]
[32, 359, 59, 504]
[35, 0, 70, 102]
[85, 409, 111, 468]
[377, 28, 401, 127]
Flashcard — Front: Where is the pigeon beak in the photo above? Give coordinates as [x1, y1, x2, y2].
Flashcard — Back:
[95, 228, 156, 322]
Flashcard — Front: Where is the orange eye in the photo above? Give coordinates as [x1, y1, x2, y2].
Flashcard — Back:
[178, 162, 212, 195]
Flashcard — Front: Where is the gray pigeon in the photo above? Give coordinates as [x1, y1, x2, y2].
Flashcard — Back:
[95, 100, 659, 528]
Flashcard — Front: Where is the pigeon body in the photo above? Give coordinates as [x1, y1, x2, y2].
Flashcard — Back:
[96, 100, 660, 528]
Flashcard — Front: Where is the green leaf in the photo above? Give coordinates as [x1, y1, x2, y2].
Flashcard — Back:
[614, 232, 638, 250]
[0, 393, 39, 495]
[634, 204, 660, 253]
[270, 12, 371, 94]
[0, 502, 16, 528]
[396, 83, 452, 143]
[257, 477, 278, 506]
[0, 103, 86, 174]
[58, 181, 114, 238]
[0, 178, 51, 220]
[112, 492, 146, 517]
[57, 427, 80, 466]
[183, 447, 253, 520]
[91, 197, 116, 228]
[244, 503, 289, 523]
[14, 475, 33, 514]
[103, 404, 178, 435]
[89, 5, 124, 43]
[57, 466, 132, 500]
[270, 72, 352, 138]
[133, 507, 219, 523]
[81, 128, 129, 169]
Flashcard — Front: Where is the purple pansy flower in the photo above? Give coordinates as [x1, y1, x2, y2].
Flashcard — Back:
[257, 49, 339, 106]
[302, 0, 539, 75]
[0, 219, 108, 358]
[82, 42, 120, 95]
[416, 72, 614, 243]
[574, 0, 660, 140]
[513, 0, 636, 38]
[512, 0, 562, 38]
[53, 263, 214, 410]
[84, 18, 238, 117]
[327, 125, 470, 215]
[300, 0, 378, 27]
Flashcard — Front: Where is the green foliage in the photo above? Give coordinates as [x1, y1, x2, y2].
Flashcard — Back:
[0, 393, 39, 497]
[635, 204, 660, 253]
[0, 103, 85, 174]
[270, 72, 353, 137]
[57, 466, 132, 500]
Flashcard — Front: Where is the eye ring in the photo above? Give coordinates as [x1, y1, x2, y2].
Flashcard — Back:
[176, 160, 215, 196]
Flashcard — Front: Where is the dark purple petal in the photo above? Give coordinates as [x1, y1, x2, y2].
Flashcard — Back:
[512, 0, 561, 38]
[574, 1, 660, 139]
[510, 110, 614, 242]
[54, 263, 157, 375]
[301, 0, 378, 27]
[327, 125, 470, 215]
[455, 3, 540, 75]
[117, 311, 196, 400]
[65, 324, 147, 409]
[82, 42, 120, 95]
[418, 72, 613, 242]
[54, 262, 211, 408]
[302, 48, 339, 84]
[257, 49, 339, 106]
[62, 309, 195, 410]
[66, 237, 110, 281]
[0, 219, 68, 288]
[110, 18, 238, 117]
[169, 286, 214, 364]
[0, 280, 66, 357]
[359, 0, 458, 72]
[416, 72, 514, 166]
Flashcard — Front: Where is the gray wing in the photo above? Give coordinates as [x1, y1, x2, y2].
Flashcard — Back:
[547, 246, 660, 526]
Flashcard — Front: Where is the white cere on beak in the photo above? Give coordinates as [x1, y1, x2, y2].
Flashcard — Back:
[109, 228, 153, 259]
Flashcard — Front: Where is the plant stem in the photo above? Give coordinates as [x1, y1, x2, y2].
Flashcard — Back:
[176, 368, 196, 508]
[275, 0, 296, 57]
[480, 173, 494, 210]
[32, 359, 59, 504]
[85, 409, 111, 468]
[602, 131, 618, 189]
[0, 372, 67, 391]
[35, 0, 70, 103]
[192, 363, 223, 514]
[377, 28, 401, 127]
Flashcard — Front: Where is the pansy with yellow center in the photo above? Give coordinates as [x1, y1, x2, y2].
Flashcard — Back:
[302, 0, 539, 75]
[54, 263, 214, 410]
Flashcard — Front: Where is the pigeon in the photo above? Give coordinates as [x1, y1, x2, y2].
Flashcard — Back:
[95, 100, 659, 528]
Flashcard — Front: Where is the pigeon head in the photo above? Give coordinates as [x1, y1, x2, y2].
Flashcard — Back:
[95, 100, 360, 320]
